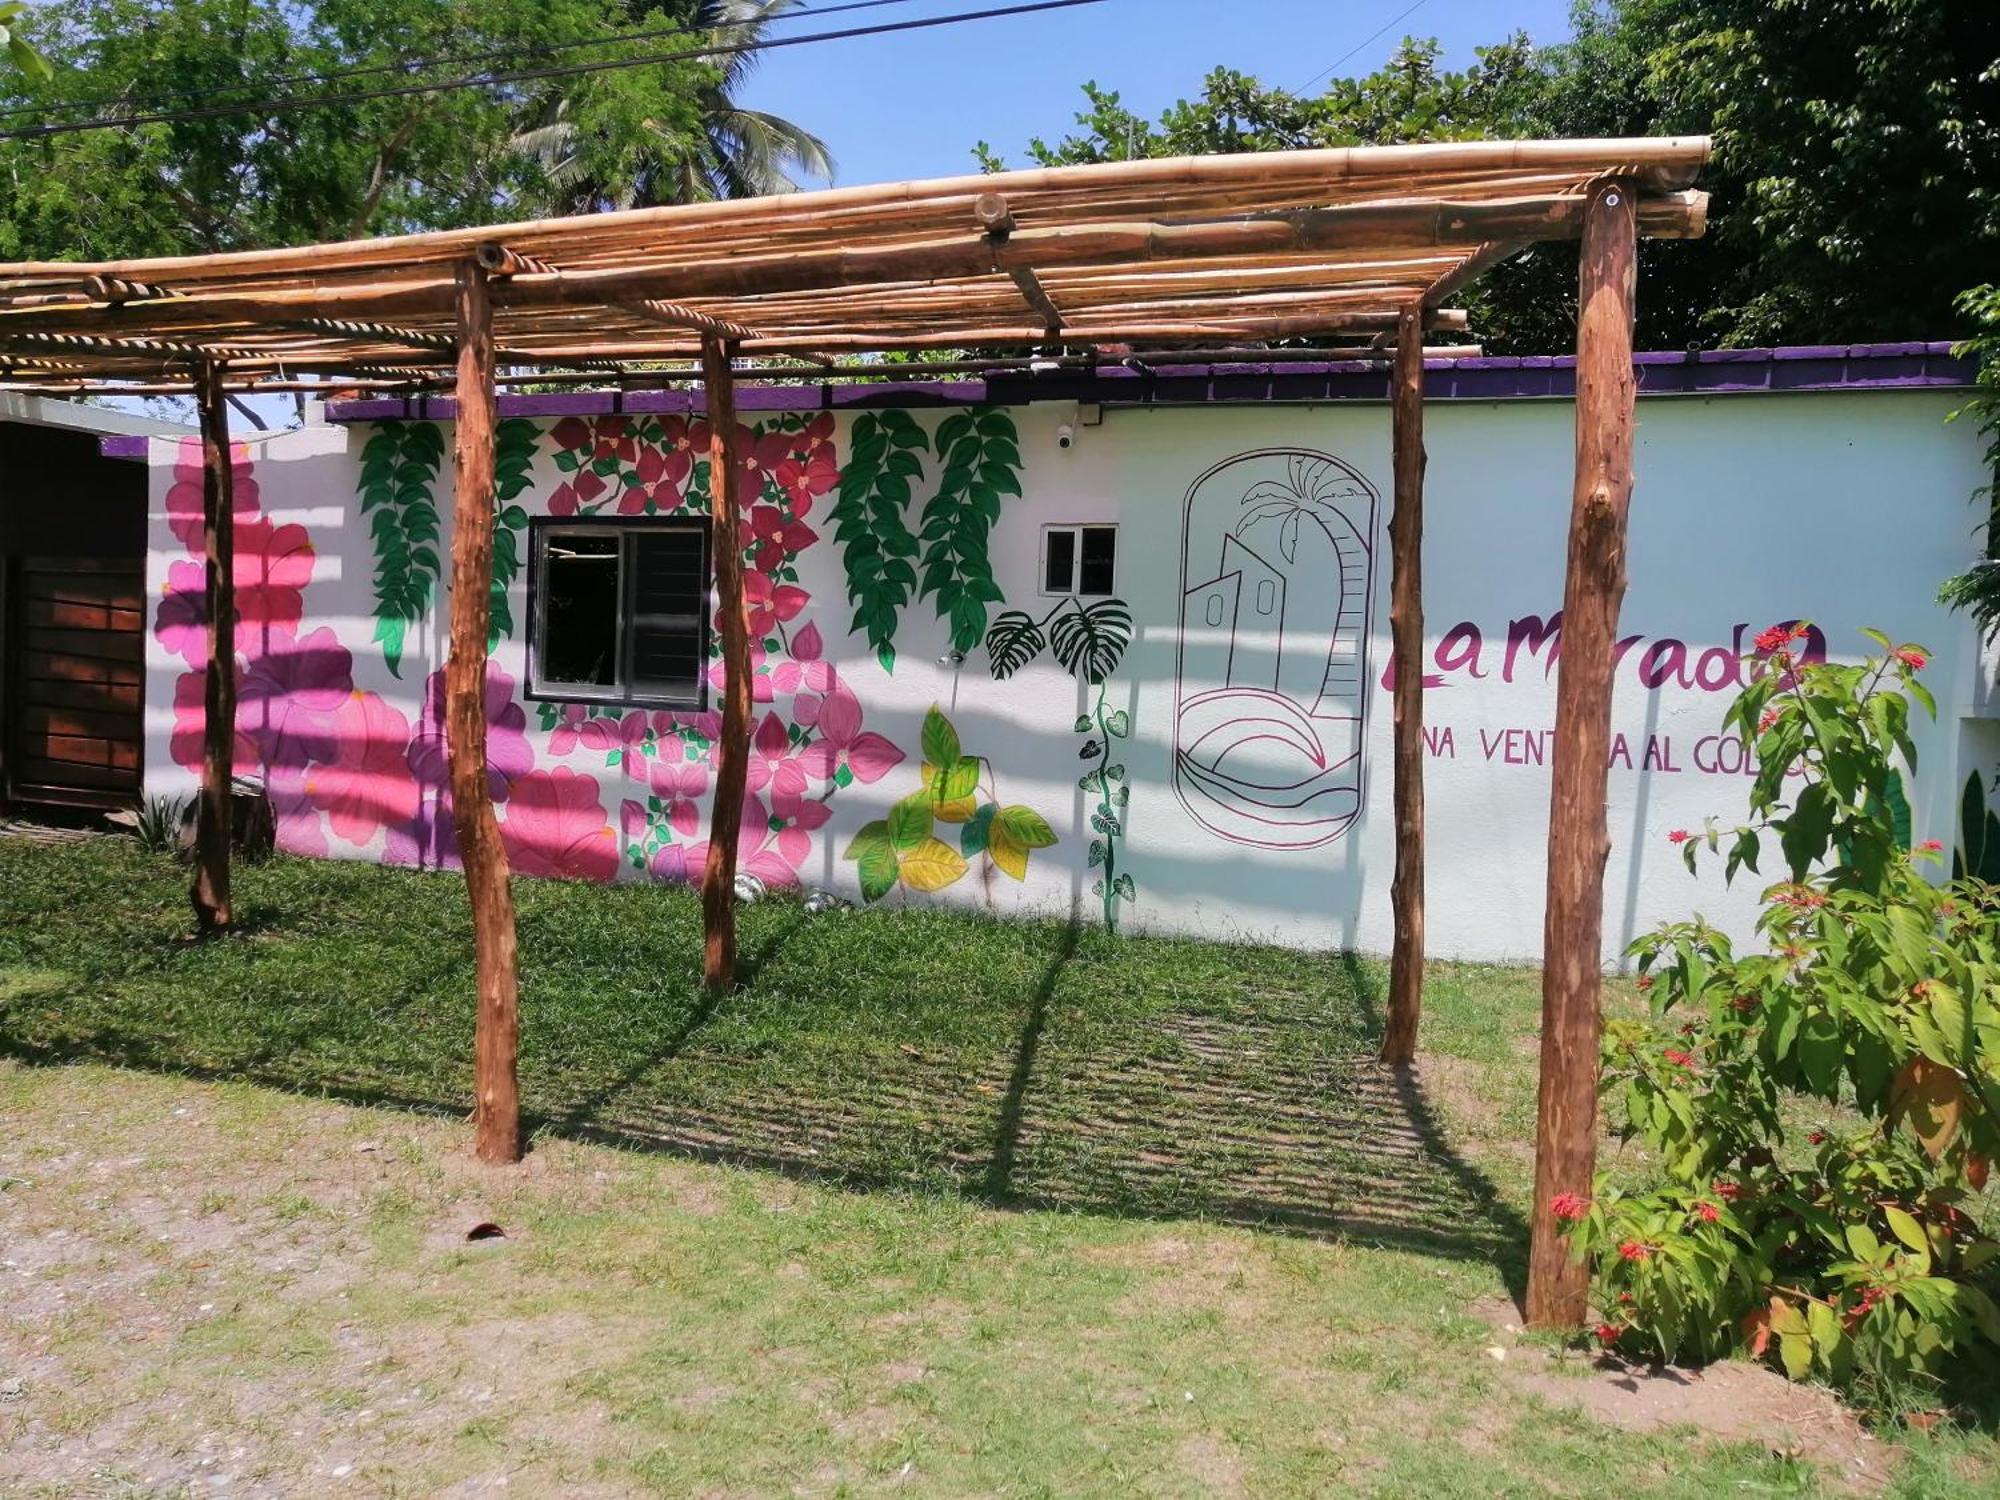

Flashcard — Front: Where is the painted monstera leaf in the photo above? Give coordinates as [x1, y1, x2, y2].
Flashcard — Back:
[1957, 771, 2000, 882]
[1049, 598, 1132, 685]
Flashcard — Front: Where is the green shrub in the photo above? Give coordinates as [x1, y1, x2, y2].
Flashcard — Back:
[1559, 628, 2000, 1396]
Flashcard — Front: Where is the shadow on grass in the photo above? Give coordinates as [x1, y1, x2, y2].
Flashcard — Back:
[0, 851, 1526, 1280]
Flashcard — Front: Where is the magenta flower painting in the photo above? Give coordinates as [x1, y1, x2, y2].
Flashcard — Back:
[500, 767, 620, 883]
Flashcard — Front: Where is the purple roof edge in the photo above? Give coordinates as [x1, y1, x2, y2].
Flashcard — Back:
[96, 342, 1976, 454]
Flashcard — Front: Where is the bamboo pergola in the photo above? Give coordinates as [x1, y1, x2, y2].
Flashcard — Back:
[0, 138, 1709, 1328]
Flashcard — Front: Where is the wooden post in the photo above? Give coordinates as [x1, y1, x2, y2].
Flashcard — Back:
[1527, 178, 1638, 1327]
[445, 258, 523, 1165]
[1380, 306, 1427, 1065]
[700, 335, 750, 993]
[190, 362, 235, 933]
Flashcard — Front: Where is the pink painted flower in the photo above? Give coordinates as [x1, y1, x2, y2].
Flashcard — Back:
[168, 666, 260, 777]
[649, 755, 709, 837]
[795, 681, 903, 784]
[620, 441, 688, 514]
[775, 447, 839, 512]
[233, 517, 316, 645]
[154, 559, 210, 665]
[237, 625, 353, 776]
[163, 438, 259, 551]
[547, 702, 592, 755]
[407, 664, 532, 800]
[682, 792, 799, 888]
[549, 465, 607, 517]
[770, 624, 836, 696]
[500, 767, 619, 882]
[741, 571, 809, 638]
[620, 797, 650, 847]
[579, 709, 653, 778]
[744, 710, 818, 805]
[305, 691, 420, 848]
[707, 639, 775, 704]
[748, 502, 819, 571]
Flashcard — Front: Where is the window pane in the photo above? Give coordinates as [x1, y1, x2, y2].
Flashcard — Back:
[542, 531, 620, 688]
[627, 526, 708, 703]
[1044, 528, 1076, 593]
[1078, 526, 1117, 595]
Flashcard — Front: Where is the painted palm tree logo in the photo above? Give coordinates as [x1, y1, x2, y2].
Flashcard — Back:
[1173, 449, 1379, 851]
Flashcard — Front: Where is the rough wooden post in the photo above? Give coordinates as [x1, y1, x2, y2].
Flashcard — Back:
[1380, 305, 1427, 1065]
[700, 335, 750, 993]
[445, 258, 523, 1164]
[1527, 179, 1637, 1327]
[191, 362, 236, 934]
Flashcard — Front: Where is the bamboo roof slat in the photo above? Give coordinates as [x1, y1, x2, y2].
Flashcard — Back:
[0, 138, 1709, 390]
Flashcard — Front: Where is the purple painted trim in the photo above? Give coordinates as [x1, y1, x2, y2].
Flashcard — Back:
[99, 433, 151, 459]
[301, 341, 1971, 427]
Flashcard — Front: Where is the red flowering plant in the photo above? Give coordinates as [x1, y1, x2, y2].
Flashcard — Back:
[1559, 629, 2000, 1396]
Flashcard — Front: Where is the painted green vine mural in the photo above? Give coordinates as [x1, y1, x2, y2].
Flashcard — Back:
[830, 409, 925, 673]
[830, 407, 1022, 672]
[922, 409, 1020, 655]
[490, 418, 537, 648]
[358, 418, 535, 673]
[357, 421, 445, 677]
[843, 704, 1056, 901]
[986, 596, 1135, 931]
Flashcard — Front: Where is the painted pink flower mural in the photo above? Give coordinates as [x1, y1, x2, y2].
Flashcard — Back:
[154, 409, 899, 895]
[500, 766, 619, 882]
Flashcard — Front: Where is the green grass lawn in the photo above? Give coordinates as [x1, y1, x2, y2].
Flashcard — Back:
[1, 835, 1996, 1496]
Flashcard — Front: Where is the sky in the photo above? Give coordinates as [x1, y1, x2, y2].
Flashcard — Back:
[737, 0, 1580, 188]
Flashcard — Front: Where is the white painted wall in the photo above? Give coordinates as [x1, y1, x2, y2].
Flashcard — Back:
[141, 386, 1989, 964]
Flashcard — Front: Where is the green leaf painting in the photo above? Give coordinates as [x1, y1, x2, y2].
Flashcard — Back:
[1956, 770, 2000, 883]
[843, 704, 1055, 900]
[985, 596, 1131, 686]
[489, 418, 538, 649]
[357, 422, 446, 677]
[920, 408, 1019, 654]
[829, 409, 926, 673]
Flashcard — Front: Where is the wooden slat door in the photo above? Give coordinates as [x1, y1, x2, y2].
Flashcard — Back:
[6, 556, 145, 806]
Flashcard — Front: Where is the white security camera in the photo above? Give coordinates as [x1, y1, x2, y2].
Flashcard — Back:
[1056, 423, 1076, 450]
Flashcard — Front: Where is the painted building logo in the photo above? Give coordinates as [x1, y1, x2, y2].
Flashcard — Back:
[1173, 449, 1379, 850]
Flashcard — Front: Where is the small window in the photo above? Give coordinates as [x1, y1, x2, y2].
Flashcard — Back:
[528, 518, 710, 708]
[1042, 523, 1117, 597]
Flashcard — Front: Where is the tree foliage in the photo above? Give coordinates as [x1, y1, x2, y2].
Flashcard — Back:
[0, 0, 823, 260]
[977, 2, 2000, 352]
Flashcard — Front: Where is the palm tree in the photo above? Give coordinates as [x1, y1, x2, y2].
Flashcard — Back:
[511, 0, 834, 212]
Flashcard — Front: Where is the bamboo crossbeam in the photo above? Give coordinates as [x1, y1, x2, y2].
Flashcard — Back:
[1008, 268, 1063, 337]
[475, 244, 558, 278]
[0, 138, 1709, 285]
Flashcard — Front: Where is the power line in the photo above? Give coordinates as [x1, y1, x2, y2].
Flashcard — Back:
[1296, 0, 1431, 94]
[0, 0, 931, 126]
[0, 0, 1116, 143]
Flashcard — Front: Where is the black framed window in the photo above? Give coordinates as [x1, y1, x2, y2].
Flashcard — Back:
[1042, 523, 1117, 597]
[528, 517, 710, 708]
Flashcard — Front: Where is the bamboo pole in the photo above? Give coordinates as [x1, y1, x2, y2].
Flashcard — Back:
[444, 258, 524, 1165]
[190, 362, 235, 935]
[1527, 179, 1639, 1328]
[0, 137, 1710, 284]
[1380, 304, 1427, 1066]
[700, 335, 751, 994]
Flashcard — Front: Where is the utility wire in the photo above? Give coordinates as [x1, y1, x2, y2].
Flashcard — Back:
[0, 0, 1114, 142]
[1296, 0, 1431, 94]
[0, 0, 931, 125]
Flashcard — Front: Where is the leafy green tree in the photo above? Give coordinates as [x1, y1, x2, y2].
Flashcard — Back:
[0, 1, 51, 80]
[0, 0, 719, 258]
[978, 2, 2000, 354]
[509, 0, 833, 211]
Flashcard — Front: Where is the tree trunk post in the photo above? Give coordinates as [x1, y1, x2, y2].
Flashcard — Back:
[1527, 179, 1638, 1327]
[700, 335, 750, 994]
[445, 258, 523, 1165]
[1380, 304, 1427, 1066]
[191, 362, 236, 934]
